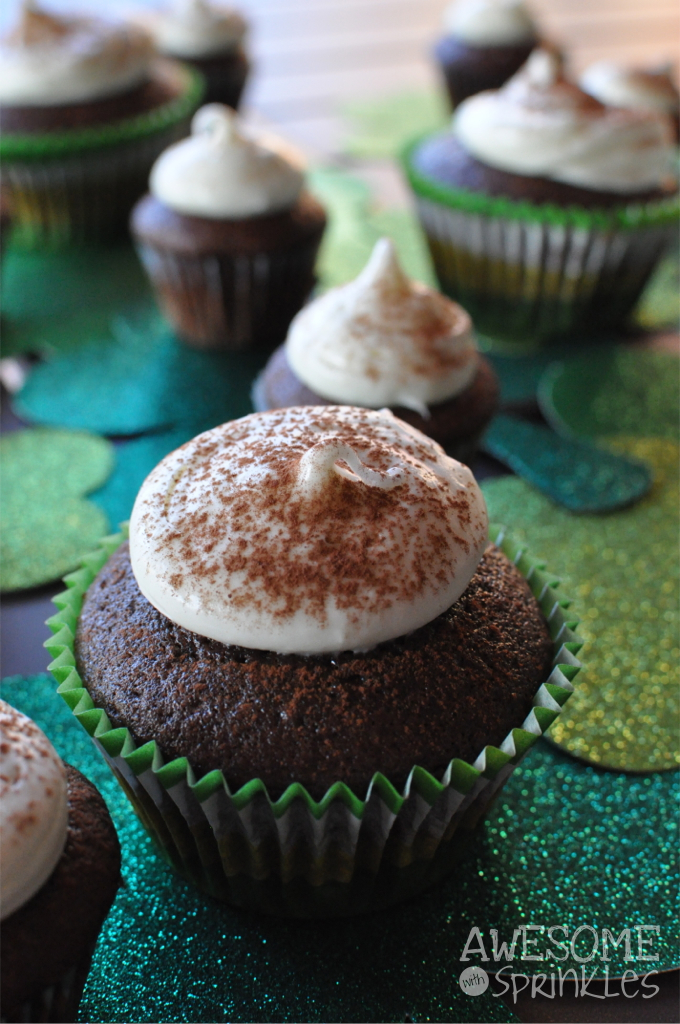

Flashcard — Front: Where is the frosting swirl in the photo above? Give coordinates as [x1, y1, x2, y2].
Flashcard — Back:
[443, 0, 536, 46]
[285, 239, 478, 417]
[0, 1, 153, 106]
[129, 406, 488, 655]
[149, 103, 306, 217]
[580, 62, 679, 119]
[135, 0, 247, 60]
[453, 49, 676, 193]
[0, 701, 68, 921]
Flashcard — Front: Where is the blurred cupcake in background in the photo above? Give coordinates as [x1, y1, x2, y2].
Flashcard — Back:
[254, 238, 499, 461]
[131, 103, 326, 351]
[132, 0, 250, 110]
[433, 0, 539, 110]
[404, 49, 679, 347]
[0, 0, 203, 248]
[580, 62, 680, 142]
[0, 701, 121, 1023]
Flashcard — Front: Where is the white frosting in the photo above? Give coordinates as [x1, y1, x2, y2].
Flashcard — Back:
[285, 239, 478, 418]
[150, 103, 306, 218]
[580, 62, 679, 118]
[0, 1, 153, 106]
[454, 49, 676, 193]
[0, 701, 68, 921]
[135, 0, 247, 59]
[129, 406, 488, 655]
[443, 0, 536, 45]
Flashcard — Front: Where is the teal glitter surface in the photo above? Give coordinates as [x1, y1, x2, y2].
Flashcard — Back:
[2, 676, 677, 1023]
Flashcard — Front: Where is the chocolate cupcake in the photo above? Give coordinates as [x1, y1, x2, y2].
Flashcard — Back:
[0, 701, 121, 1023]
[132, 0, 250, 109]
[49, 407, 582, 917]
[580, 62, 680, 143]
[131, 103, 326, 351]
[253, 239, 499, 461]
[0, 1, 203, 248]
[433, 0, 538, 110]
[404, 49, 679, 347]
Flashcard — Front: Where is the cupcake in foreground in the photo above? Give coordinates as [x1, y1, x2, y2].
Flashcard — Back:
[132, 0, 250, 109]
[131, 103, 327, 351]
[0, 0, 203, 248]
[49, 406, 582, 917]
[253, 239, 499, 460]
[580, 62, 680, 142]
[0, 701, 121, 1023]
[404, 48, 679, 346]
[433, 0, 538, 110]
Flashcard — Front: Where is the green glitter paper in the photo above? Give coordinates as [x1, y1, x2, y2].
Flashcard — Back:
[484, 437, 679, 772]
[484, 415, 652, 513]
[0, 429, 113, 592]
[2, 675, 678, 1024]
[342, 89, 448, 159]
[540, 348, 680, 444]
[14, 317, 261, 437]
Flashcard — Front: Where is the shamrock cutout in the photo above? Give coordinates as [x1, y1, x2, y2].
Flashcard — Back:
[1, 428, 114, 591]
[483, 436, 679, 772]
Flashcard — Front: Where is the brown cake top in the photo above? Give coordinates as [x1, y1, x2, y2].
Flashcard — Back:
[129, 406, 488, 655]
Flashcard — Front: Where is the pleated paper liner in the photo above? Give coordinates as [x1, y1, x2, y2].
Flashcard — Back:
[46, 525, 583, 918]
[1, 60, 203, 249]
[402, 137, 679, 351]
[0, 943, 95, 1024]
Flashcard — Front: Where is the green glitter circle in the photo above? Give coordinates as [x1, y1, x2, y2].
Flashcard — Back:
[484, 437, 679, 773]
[2, 675, 677, 1023]
[540, 349, 680, 444]
[0, 429, 113, 592]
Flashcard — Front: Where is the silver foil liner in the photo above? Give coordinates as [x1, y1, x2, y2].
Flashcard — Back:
[414, 195, 677, 347]
[48, 526, 583, 918]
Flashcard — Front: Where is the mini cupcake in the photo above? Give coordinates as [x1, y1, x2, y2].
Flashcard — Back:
[253, 239, 499, 461]
[0, 701, 121, 1023]
[433, 0, 538, 111]
[404, 49, 679, 347]
[131, 103, 327, 351]
[132, 0, 250, 109]
[580, 62, 680, 142]
[49, 407, 582, 917]
[0, 1, 203, 248]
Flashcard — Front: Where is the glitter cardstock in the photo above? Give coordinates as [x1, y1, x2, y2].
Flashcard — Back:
[2, 675, 677, 1024]
[540, 348, 680, 444]
[483, 437, 679, 772]
[0, 430, 113, 592]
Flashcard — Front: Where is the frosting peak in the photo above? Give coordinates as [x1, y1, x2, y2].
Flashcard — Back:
[285, 239, 478, 417]
[135, 0, 247, 60]
[454, 49, 676, 193]
[149, 104, 306, 218]
[129, 407, 488, 655]
[580, 62, 680, 119]
[0, 1, 153, 106]
[443, 0, 536, 46]
[0, 701, 68, 921]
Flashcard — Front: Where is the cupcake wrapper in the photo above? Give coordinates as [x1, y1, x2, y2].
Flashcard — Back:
[402, 141, 679, 347]
[0, 943, 94, 1024]
[47, 526, 583, 918]
[136, 237, 323, 352]
[413, 195, 676, 347]
[3, 62, 203, 248]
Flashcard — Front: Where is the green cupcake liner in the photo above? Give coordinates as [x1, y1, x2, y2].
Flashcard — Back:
[46, 525, 583, 918]
[402, 136, 679, 347]
[0, 61, 203, 162]
[2, 61, 204, 248]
